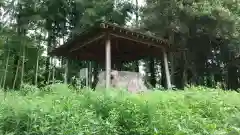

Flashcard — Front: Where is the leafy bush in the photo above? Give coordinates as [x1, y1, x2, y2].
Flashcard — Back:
[0, 84, 240, 134]
[19, 83, 40, 95]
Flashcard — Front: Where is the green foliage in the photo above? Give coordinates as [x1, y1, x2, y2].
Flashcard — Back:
[0, 84, 240, 134]
[1, 0, 135, 88]
[142, 0, 240, 89]
[19, 83, 39, 95]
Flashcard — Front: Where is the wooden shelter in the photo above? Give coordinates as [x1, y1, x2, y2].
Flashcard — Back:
[50, 22, 172, 89]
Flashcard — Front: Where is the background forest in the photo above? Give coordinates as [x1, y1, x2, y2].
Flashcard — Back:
[0, 0, 240, 90]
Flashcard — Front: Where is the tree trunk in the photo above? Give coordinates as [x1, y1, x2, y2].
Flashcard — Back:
[135, 0, 139, 27]
[35, 48, 39, 86]
[206, 73, 214, 87]
[160, 58, 166, 88]
[64, 59, 69, 84]
[227, 65, 238, 90]
[0, 77, 3, 89]
[169, 30, 175, 86]
[13, 58, 20, 89]
[92, 62, 99, 89]
[189, 63, 197, 86]
[20, 43, 25, 87]
[134, 0, 139, 73]
[88, 61, 92, 88]
[85, 62, 89, 88]
[133, 61, 139, 72]
[149, 57, 156, 88]
[180, 52, 187, 89]
[51, 38, 58, 84]
[3, 48, 10, 88]
[45, 22, 52, 84]
[0, 75, 2, 88]
[16, 3, 25, 88]
[52, 58, 55, 83]
[170, 53, 175, 86]
[47, 58, 52, 84]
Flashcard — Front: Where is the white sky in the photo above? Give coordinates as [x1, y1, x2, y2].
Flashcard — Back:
[132, 0, 145, 6]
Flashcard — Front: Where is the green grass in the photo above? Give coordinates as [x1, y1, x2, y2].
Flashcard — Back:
[0, 84, 240, 135]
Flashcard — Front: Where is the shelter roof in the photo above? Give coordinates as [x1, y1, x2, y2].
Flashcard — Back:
[50, 22, 172, 62]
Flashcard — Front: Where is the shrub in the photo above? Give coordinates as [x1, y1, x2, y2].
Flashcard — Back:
[19, 83, 40, 95]
[0, 85, 240, 134]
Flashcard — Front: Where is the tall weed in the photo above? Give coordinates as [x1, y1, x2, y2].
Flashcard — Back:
[0, 85, 239, 134]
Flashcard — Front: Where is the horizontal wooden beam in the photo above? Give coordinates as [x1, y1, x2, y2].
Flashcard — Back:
[70, 34, 105, 52]
[110, 33, 165, 50]
[102, 22, 169, 44]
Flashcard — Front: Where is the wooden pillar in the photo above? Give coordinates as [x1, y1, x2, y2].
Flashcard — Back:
[163, 48, 171, 89]
[105, 34, 111, 89]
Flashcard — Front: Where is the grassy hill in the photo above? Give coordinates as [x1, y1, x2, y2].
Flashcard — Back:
[0, 84, 240, 135]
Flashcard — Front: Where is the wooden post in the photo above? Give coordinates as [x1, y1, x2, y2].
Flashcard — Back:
[105, 34, 111, 89]
[163, 48, 171, 89]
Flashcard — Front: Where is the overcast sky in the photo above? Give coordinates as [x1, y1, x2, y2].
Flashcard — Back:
[132, 0, 145, 6]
